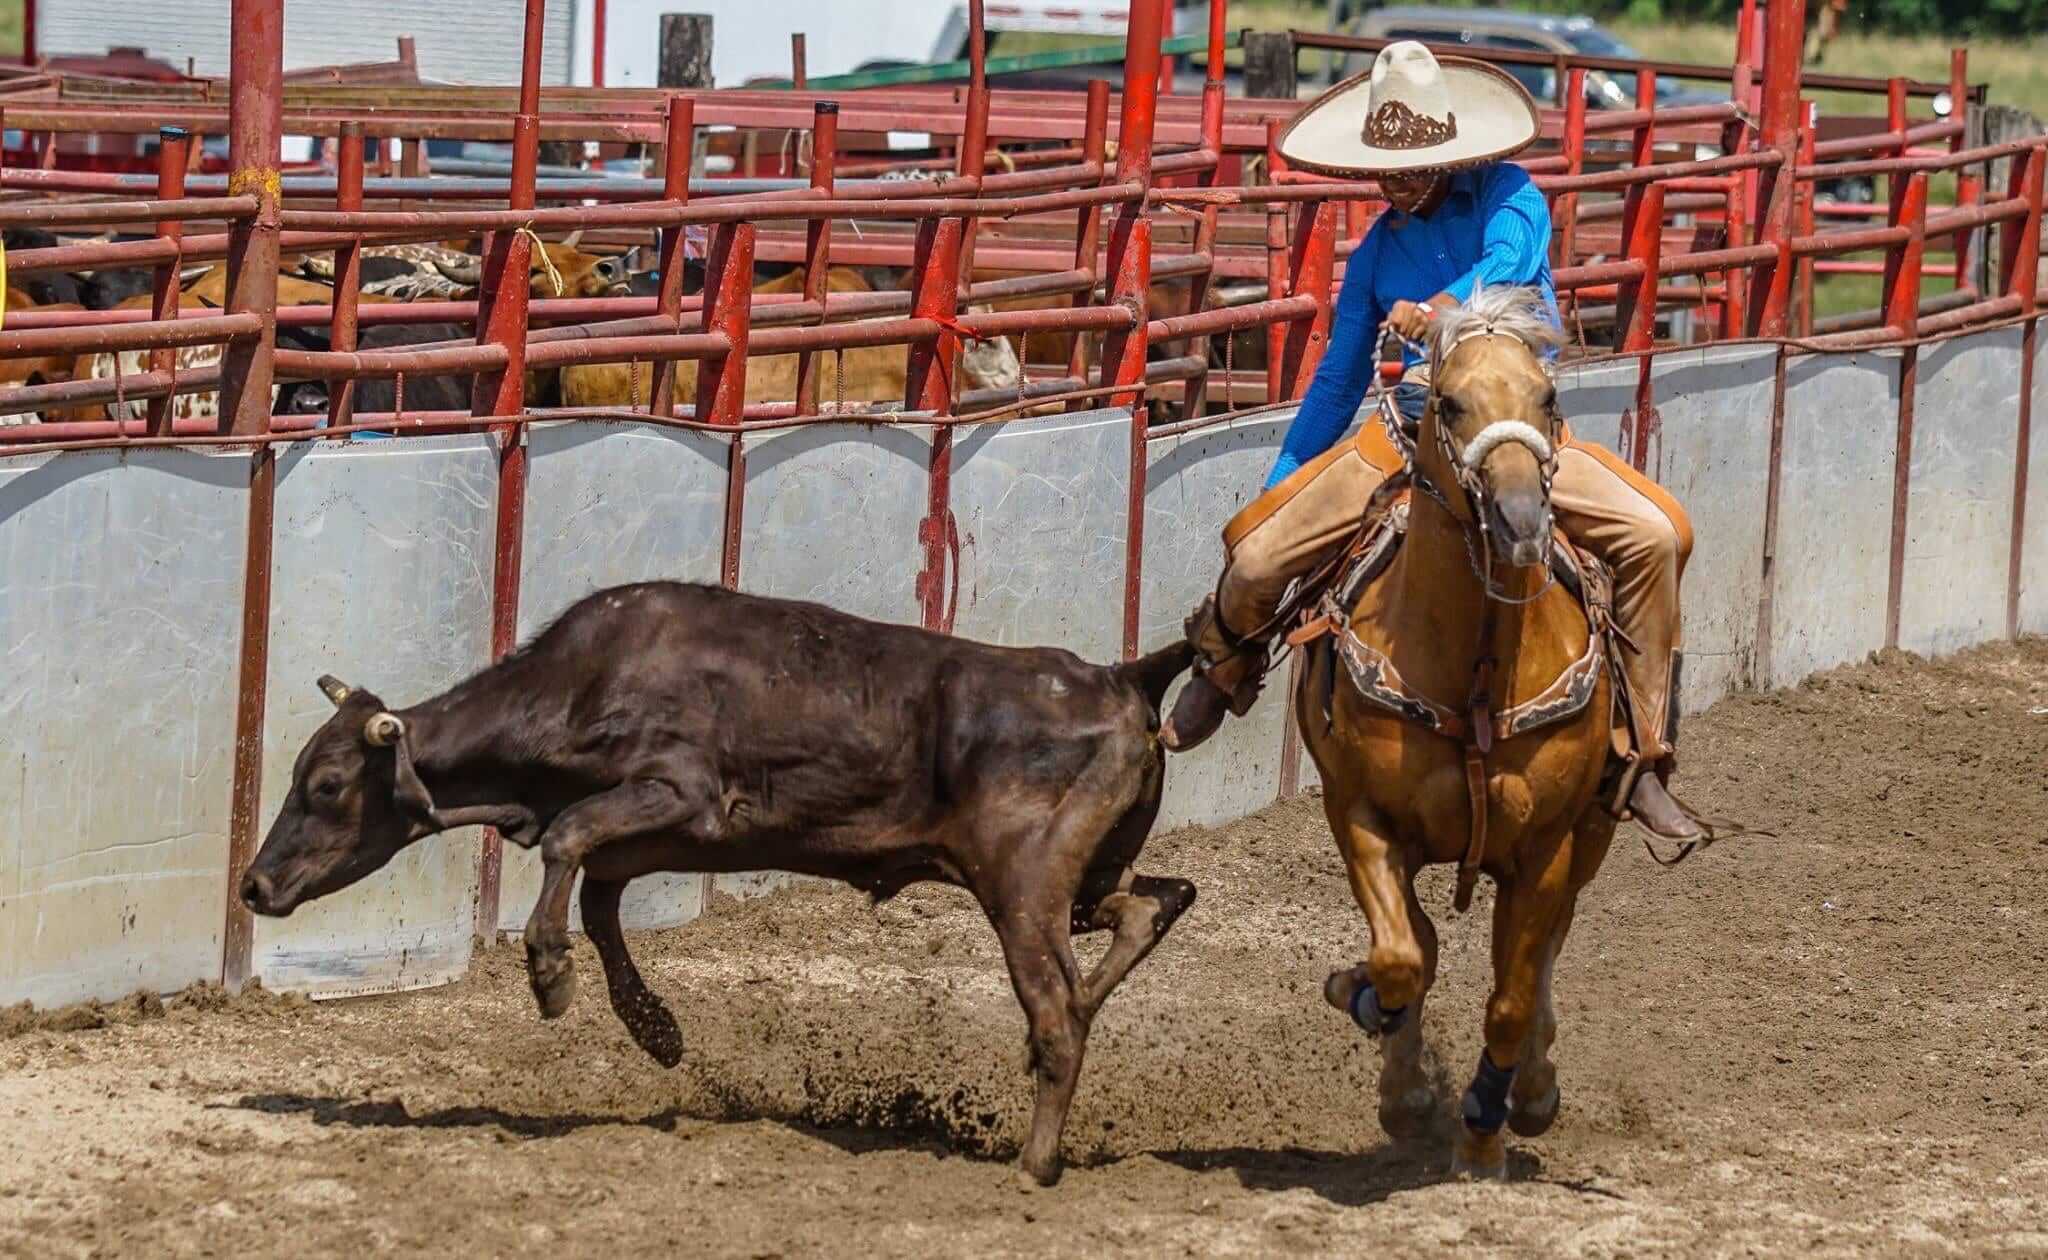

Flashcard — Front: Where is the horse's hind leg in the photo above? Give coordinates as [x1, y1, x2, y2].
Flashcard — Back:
[1510, 811, 1616, 1138]
[1322, 794, 1438, 1140]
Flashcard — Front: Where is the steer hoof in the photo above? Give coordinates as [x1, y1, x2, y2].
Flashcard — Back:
[525, 945, 578, 1021]
[1017, 1151, 1064, 1189]
[628, 1000, 685, 1068]
[1508, 1082, 1561, 1137]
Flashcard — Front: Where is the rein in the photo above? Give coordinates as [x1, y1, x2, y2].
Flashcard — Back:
[1364, 317, 1573, 910]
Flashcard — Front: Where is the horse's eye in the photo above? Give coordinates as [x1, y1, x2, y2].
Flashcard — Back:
[1541, 387, 1559, 411]
[1437, 396, 1463, 418]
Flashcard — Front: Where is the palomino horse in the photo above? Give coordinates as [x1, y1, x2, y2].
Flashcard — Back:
[1296, 287, 1619, 1178]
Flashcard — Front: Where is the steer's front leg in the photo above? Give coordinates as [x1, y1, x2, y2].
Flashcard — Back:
[524, 776, 708, 1021]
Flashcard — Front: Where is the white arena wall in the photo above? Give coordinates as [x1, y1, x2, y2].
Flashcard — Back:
[2, 329, 2039, 1008]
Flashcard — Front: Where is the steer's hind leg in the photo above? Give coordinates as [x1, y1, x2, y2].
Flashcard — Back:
[994, 906, 1088, 1188]
[580, 876, 684, 1067]
[526, 774, 715, 1021]
[1071, 874, 1196, 1019]
[1068, 758, 1195, 1018]
[993, 730, 1153, 1186]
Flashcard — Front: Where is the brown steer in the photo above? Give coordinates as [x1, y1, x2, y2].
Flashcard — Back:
[241, 581, 1196, 1185]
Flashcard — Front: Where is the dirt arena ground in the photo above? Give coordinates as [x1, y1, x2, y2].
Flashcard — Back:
[3, 641, 2045, 1257]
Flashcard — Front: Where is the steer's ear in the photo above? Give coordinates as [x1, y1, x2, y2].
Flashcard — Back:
[317, 675, 352, 706]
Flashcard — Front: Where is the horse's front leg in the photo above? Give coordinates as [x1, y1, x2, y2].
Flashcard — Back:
[1509, 809, 1617, 1138]
[1453, 828, 1575, 1180]
[1322, 793, 1437, 1141]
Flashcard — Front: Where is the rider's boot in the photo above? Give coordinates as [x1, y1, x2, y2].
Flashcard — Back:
[1161, 596, 1269, 752]
[1628, 761, 1703, 841]
[1621, 650, 1705, 841]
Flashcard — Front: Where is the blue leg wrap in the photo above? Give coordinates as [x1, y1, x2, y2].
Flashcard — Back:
[1460, 1051, 1516, 1135]
[1348, 981, 1408, 1037]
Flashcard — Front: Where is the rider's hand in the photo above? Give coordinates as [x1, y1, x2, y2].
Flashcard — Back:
[1387, 299, 1434, 342]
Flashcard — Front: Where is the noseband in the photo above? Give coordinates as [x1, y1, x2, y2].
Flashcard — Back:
[1378, 321, 1559, 606]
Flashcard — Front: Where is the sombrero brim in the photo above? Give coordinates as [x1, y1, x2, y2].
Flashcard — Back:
[1277, 57, 1541, 178]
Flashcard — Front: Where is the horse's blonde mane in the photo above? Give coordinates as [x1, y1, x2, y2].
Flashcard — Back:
[1428, 285, 1563, 360]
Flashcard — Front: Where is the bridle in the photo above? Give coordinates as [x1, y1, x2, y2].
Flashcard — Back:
[1375, 319, 1560, 606]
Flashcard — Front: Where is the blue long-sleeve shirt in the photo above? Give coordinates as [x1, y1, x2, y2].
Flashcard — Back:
[1267, 161, 1559, 487]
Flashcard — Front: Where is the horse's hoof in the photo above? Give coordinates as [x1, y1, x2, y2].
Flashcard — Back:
[1325, 969, 1407, 1037]
[1508, 1082, 1560, 1137]
[1450, 1130, 1508, 1182]
[1377, 1086, 1437, 1141]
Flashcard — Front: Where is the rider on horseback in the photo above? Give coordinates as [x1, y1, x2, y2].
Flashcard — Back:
[1162, 41, 1706, 843]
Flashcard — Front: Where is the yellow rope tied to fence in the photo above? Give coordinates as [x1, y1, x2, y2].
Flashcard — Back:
[517, 226, 566, 297]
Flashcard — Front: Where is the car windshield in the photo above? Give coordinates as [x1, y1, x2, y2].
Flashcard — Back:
[1566, 28, 1682, 102]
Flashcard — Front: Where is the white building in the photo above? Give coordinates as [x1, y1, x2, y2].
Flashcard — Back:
[31, 1, 1186, 90]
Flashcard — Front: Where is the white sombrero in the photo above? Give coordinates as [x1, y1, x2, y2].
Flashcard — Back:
[1278, 40, 1540, 177]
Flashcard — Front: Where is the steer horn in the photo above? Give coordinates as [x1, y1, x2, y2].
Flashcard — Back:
[434, 255, 484, 284]
[317, 675, 352, 706]
[561, 229, 583, 249]
[363, 712, 406, 746]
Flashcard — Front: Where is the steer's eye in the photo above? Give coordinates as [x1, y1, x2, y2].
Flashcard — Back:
[309, 777, 343, 805]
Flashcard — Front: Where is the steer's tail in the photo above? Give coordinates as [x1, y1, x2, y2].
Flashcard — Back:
[1116, 640, 1197, 712]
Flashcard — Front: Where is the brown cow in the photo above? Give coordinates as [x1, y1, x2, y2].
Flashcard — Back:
[559, 266, 1021, 411]
[240, 581, 1197, 1186]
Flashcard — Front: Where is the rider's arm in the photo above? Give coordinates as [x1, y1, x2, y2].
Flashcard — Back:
[1266, 235, 1383, 488]
[1438, 163, 1551, 301]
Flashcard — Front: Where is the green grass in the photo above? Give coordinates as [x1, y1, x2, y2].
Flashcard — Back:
[0, 0, 18, 57]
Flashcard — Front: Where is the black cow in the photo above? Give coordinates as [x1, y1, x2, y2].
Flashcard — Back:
[2, 229, 85, 307]
[240, 582, 1196, 1185]
[276, 322, 542, 416]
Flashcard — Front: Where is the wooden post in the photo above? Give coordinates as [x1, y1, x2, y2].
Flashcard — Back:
[660, 14, 713, 89]
[1243, 31, 1297, 100]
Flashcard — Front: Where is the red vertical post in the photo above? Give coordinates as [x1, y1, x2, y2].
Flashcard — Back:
[1554, 68, 1586, 274]
[1747, 0, 1806, 338]
[592, 0, 607, 86]
[1948, 50, 1974, 292]
[953, 0, 991, 326]
[1265, 203, 1287, 404]
[648, 94, 695, 419]
[1066, 79, 1111, 405]
[1180, 0, 1229, 417]
[703, 221, 756, 593]
[790, 33, 806, 89]
[1621, 183, 1666, 471]
[1719, 98, 1756, 338]
[793, 101, 838, 416]
[218, 0, 283, 437]
[220, 0, 285, 992]
[1883, 171, 1929, 652]
[325, 123, 364, 428]
[697, 224, 757, 434]
[1792, 102, 1815, 337]
[146, 126, 190, 437]
[472, 0, 548, 945]
[1614, 69, 1658, 352]
[1280, 200, 1337, 397]
[1733, 0, 1760, 115]
[2011, 149, 2042, 638]
[1102, 0, 1164, 661]
[2001, 146, 2043, 309]
[20, 0, 33, 66]
[1618, 183, 1667, 354]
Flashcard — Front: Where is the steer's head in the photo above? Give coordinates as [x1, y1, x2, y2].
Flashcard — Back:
[535, 234, 632, 299]
[239, 675, 426, 917]
[1421, 286, 1565, 570]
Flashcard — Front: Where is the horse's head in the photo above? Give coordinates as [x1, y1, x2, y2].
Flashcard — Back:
[1419, 286, 1564, 570]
